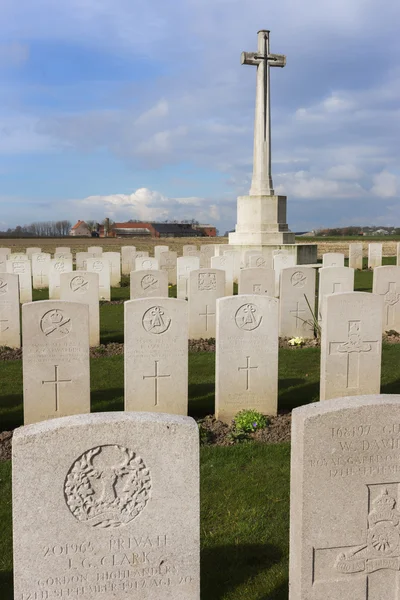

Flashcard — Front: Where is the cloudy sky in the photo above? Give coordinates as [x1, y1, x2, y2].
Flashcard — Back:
[1, 0, 400, 233]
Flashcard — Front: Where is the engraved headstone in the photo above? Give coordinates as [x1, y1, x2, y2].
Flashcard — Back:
[216, 295, 278, 423]
[211, 254, 234, 295]
[22, 300, 90, 423]
[214, 244, 230, 256]
[135, 256, 159, 271]
[86, 258, 111, 301]
[159, 251, 177, 285]
[49, 258, 73, 300]
[199, 244, 215, 268]
[238, 267, 275, 296]
[130, 270, 169, 299]
[322, 253, 345, 267]
[223, 249, 241, 283]
[249, 253, 269, 268]
[273, 252, 296, 295]
[372, 266, 400, 333]
[13, 411, 200, 600]
[244, 250, 265, 268]
[31, 252, 51, 289]
[102, 252, 121, 287]
[54, 251, 73, 261]
[87, 246, 102, 255]
[183, 244, 198, 256]
[60, 272, 100, 346]
[6, 259, 32, 303]
[368, 243, 383, 269]
[55, 247, 71, 253]
[279, 267, 316, 338]
[130, 251, 149, 271]
[121, 245, 136, 275]
[188, 269, 225, 339]
[76, 251, 90, 270]
[318, 266, 354, 323]
[26, 246, 42, 258]
[125, 298, 189, 414]
[349, 243, 363, 270]
[8, 253, 29, 262]
[320, 292, 383, 401]
[0, 248, 10, 273]
[0, 247, 11, 256]
[154, 245, 169, 263]
[289, 394, 400, 600]
[177, 256, 200, 299]
[0, 273, 20, 348]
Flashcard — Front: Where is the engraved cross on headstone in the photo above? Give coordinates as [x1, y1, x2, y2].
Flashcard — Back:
[142, 360, 171, 406]
[242, 30, 286, 196]
[41, 365, 72, 412]
[290, 302, 306, 331]
[199, 305, 215, 332]
[0, 316, 9, 332]
[329, 321, 380, 389]
[238, 356, 258, 391]
[383, 282, 400, 328]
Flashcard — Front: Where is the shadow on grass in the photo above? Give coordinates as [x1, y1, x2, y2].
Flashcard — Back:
[188, 383, 215, 418]
[381, 379, 400, 395]
[0, 570, 13, 600]
[201, 543, 285, 600]
[279, 379, 319, 411]
[100, 331, 124, 344]
[91, 389, 124, 412]
[0, 395, 23, 431]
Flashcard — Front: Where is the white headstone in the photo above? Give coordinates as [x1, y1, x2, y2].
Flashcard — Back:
[130, 251, 149, 271]
[397, 242, 400, 267]
[177, 256, 200, 299]
[13, 412, 200, 600]
[130, 270, 169, 299]
[87, 246, 102, 255]
[188, 269, 225, 339]
[60, 272, 100, 347]
[102, 252, 121, 287]
[0, 247, 11, 256]
[279, 267, 316, 338]
[214, 244, 230, 256]
[372, 265, 400, 332]
[183, 244, 198, 256]
[223, 249, 241, 282]
[0, 249, 10, 272]
[22, 300, 90, 423]
[320, 292, 383, 401]
[199, 244, 215, 268]
[0, 273, 20, 348]
[289, 394, 400, 600]
[125, 298, 189, 414]
[318, 266, 354, 323]
[349, 243, 363, 270]
[216, 295, 279, 423]
[211, 254, 234, 295]
[249, 253, 269, 268]
[160, 251, 177, 285]
[6, 259, 32, 303]
[49, 258, 73, 300]
[121, 245, 136, 275]
[135, 256, 159, 271]
[322, 252, 345, 267]
[55, 247, 71, 253]
[31, 252, 51, 289]
[8, 253, 29, 262]
[238, 267, 275, 296]
[368, 243, 383, 269]
[54, 251, 73, 261]
[86, 258, 111, 301]
[26, 246, 42, 258]
[154, 245, 169, 263]
[75, 251, 90, 270]
[273, 253, 296, 295]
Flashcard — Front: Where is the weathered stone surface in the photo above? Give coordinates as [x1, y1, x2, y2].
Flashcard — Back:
[199, 245, 215, 268]
[125, 298, 188, 414]
[86, 258, 111, 301]
[349, 243, 363, 270]
[177, 256, 200, 299]
[216, 295, 278, 423]
[223, 249, 241, 282]
[26, 247, 42, 257]
[102, 252, 121, 287]
[211, 255, 234, 295]
[130, 251, 149, 271]
[8, 252, 29, 262]
[54, 252, 73, 261]
[49, 258, 73, 300]
[22, 300, 90, 423]
[130, 270, 169, 299]
[318, 266, 354, 322]
[372, 266, 400, 332]
[0, 247, 11, 256]
[249, 253, 269, 268]
[76, 252, 91, 270]
[135, 257, 159, 271]
[154, 245, 169, 263]
[289, 394, 400, 600]
[55, 247, 71, 253]
[188, 269, 225, 339]
[322, 253, 345, 267]
[159, 251, 177, 285]
[279, 267, 316, 338]
[238, 267, 275, 296]
[0, 273, 20, 348]
[183, 245, 198, 256]
[13, 411, 200, 600]
[60, 272, 100, 346]
[121, 246, 136, 275]
[368, 243, 383, 269]
[273, 252, 296, 295]
[320, 292, 383, 401]
[32, 253, 51, 289]
[6, 259, 32, 303]
[87, 246, 102, 255]
[214, 244, 231, 256]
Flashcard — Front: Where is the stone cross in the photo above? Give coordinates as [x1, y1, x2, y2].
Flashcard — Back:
[41, 365, 72, 412]
[142, 360, 171, 406]
[242, 29, 285, 196]
[199, 305, 215, 332]
[238, 356, 258, 391]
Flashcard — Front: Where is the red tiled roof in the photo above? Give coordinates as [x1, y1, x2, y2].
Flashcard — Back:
[71, 220, 86, 230]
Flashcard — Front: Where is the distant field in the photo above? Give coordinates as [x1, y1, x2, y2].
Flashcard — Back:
[0, 236, 399, 259]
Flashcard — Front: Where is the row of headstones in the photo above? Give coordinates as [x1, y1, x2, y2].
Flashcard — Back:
[17, 287, 385, 427]
[12, 391, 400, 600]
[3, 263, 400, 350]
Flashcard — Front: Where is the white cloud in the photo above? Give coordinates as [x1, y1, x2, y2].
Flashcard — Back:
[326, 164, 365, 180]
[371, 171, 399, 197]
[275, 170, 366, 199]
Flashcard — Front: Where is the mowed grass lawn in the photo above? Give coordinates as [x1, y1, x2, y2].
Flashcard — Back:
[1, 262, 400, 599]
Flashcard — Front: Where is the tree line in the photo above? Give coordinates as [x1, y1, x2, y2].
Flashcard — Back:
[0, 220, 72, 237]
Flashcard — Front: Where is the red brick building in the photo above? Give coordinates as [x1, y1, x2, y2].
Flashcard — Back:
[97, 221, 215, 238]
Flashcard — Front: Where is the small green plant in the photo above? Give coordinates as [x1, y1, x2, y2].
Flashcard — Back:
[233, 409, 268, 434]
[198, 423, 212, 445]
[288, 336, 304, 346]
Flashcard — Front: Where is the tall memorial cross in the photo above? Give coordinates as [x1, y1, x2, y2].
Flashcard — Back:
[242, 30, 286, 196]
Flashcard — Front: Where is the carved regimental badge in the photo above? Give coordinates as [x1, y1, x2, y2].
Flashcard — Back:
[70, 275, 89, 294]
[141, 274, 159, 291]
[40, 309, 71, 339]
[0, 279, 8, 295]
[235, 303, 262, 331]
[142, 306, 171, 334]
[290, 271, 307, 288]
[198, 272, 216, 291]
[65, 445, 151, 528]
